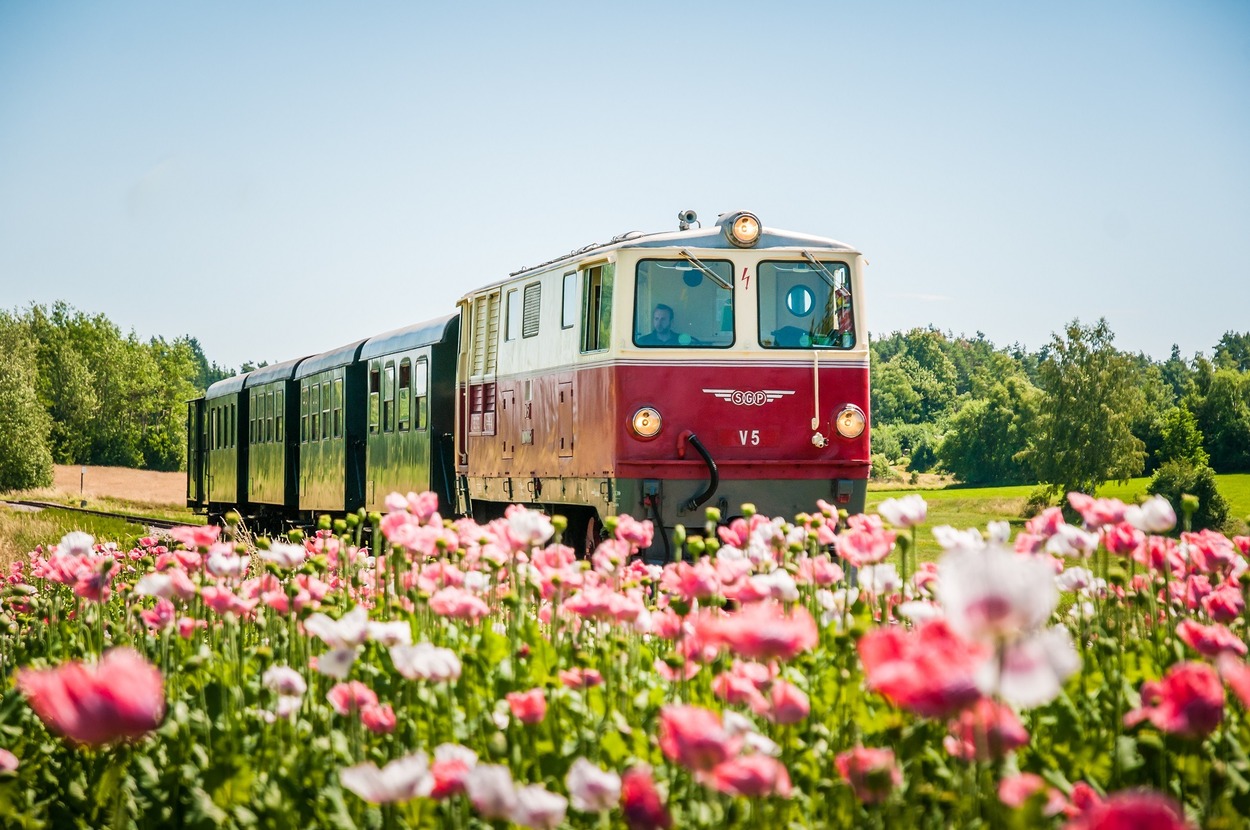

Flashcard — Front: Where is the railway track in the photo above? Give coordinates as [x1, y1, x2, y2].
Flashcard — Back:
[0, 499, 187, 531]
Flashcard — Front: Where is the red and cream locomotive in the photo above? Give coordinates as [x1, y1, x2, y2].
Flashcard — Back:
[188, 209, 870, 559]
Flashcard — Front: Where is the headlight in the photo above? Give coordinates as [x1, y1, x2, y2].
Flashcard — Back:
[834, 404, 866, 439]
[724, 211, 761, 247]
[631, 406, 662, 439]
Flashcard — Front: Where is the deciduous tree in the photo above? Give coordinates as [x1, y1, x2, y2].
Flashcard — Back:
[0, 314, 53, 491]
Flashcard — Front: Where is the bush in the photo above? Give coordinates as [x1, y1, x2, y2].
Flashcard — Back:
[870, 453, 899, 482]
[1148, 459, 1230, 532]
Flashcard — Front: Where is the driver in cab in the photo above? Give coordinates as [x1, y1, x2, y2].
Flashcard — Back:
[637, 304, 678, 346]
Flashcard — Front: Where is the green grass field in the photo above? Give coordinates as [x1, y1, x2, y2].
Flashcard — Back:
[866, 473, 1250, 563]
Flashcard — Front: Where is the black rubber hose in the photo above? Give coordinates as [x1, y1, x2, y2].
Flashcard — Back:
[681, 433, 719, 513]
[648, 497, 672, 564]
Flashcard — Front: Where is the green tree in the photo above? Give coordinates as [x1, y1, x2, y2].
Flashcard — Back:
[0, 314, 54, 491]
[1148, 459, 1230, 532]
[1213, 331, 1250, 372]
[938, 375, 1039, 484]
[1022, 319, 1145, 496]
[1157, 406, 1209, 468]
[1186, 368, 1250, 472]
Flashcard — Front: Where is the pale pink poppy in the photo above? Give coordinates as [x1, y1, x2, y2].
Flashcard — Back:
[937, 544, 1057, 642]
[167, 524, 222, 550]
[836, 513, 897, 567]
[763, 679, 810, 724]
[390, 642, 462, 682]
[17, 648, 165, 746]
[428, 587, 490, 621]
[1217, 654, 1250, 709]
[566, 757, 621, 812]
[326, 680, 378, 716]
[464, 764, 518, 821]
[512, 784, 568, 829]
[696, 602, 818, 663]
[1067, 493, 1127, 529]
[339, 752, 433, 803]
[1183, 529, 1241, 575]
[1125, 496, 1177, 533]
[558, 668, 604, 689]
[877, 494, 928, 528]
[0, 749, 17, 773]
[1202, 583, 1244, 623]
[998, 773, 1066, 816]
[361, 703, 396, 734]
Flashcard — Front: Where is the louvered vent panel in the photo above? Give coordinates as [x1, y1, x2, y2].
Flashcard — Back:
[485, 292, 500, 373]
[522, 282, 541, 338]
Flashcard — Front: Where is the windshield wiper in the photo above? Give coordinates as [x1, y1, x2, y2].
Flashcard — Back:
[801, 250, 842, 289]
[678, 249, 731, 290]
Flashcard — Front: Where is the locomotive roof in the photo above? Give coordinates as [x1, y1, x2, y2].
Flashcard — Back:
[205, 372, 249, 400]
[295, 339, 368, 379]
[468, 217, 858, 297]
[244, 355, 311, 388]
[359, 313, 458, 361]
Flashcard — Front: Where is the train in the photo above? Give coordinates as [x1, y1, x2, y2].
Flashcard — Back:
[186, 209, 870, 560]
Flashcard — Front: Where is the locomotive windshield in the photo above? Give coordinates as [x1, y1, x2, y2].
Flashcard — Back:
[758, 260, 855, 349]
[633, 258, 735, 348]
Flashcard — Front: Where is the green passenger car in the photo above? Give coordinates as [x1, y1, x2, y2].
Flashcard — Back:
[203, 373, 249, 520]
[244, 356, 307, 529]
[359, 315, 460, 515]
[295, 340, 368, 517]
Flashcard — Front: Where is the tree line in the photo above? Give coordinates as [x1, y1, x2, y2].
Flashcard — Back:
[872, 320, 1250, 528]
[0, 302, 235, 491]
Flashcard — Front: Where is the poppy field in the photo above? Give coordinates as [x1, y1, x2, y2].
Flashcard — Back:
[1, 491, 1248, 828]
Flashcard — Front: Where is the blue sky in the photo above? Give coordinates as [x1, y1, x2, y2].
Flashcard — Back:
[1, 1, 1247, 371]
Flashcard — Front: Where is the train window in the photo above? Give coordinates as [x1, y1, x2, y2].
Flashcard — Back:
[229, 404, 236, 448]
[581, 263, 613, 352]
[633, 259, 734, 348]
[275, 390, 284, 442]
[249, 392, 256, 444]
[266, 391, 275, 443]
[522, 282, 541, 338]
[332, 377, 343, 438]
[383, 361, 396, 433]
[505, 288, 520, 342]
[369, 368, 380, 434]
[398, 359, 411, 431]
[311, 384, 321, 442]
[416, 358, 428, 430]
[321, 383, 330, 440]
[757, 260, 855, 349]
[561, 272, 577, 329]
[300, 385, 309, 443]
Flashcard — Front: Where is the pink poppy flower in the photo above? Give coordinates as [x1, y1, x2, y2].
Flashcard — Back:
[1124, 661, 1224, 738]
[1103, 522, 1144, 557]
[558, 668, 604, 689]
[944, 698, 1029, 761]
[858, 619, 985, 718]
[428, 587, 490, 622]
[696, 602, 818, 663]
[1183, 530, 1240, 575]
[620, 766, 672, 830]
[1067, 493, 1127, 529]
[834, 746, 901, 805]
[836, 514, 897, 567]
[1217, 654, 1250, 709]
[1176, 618, 1247, 657]
[327, 681, 378, 716]
[141, 598, 176, 632]
[430, 743, 478, 799]
[512, 784, 568, 829]
[168, 524, 222, 550]
[506, 688, 547, 724]
[464, 764, 518, 821]
[0, 749, 17, 773]
[1063, 789, 1190, 830]
[998, 773, 1066, 816]
[361, 703, 396, 734]
[17, 648, 165, 746]
[659, 560, 721, 603]
[709, 754, 792, 798]
[764, 680, 810, 724]
[658, 705, 741, 772]
[1201, 584, 1244, 623]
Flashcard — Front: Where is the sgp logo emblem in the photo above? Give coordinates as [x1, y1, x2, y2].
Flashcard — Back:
[702, 388, 795, 406]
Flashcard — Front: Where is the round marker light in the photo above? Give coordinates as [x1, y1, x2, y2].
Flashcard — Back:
[835, 404, 866, 439]
[725, 212, 762, 247]
[631, 406, 662, 439]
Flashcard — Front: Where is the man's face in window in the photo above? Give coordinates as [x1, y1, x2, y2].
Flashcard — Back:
[653, 307, 672, 336]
